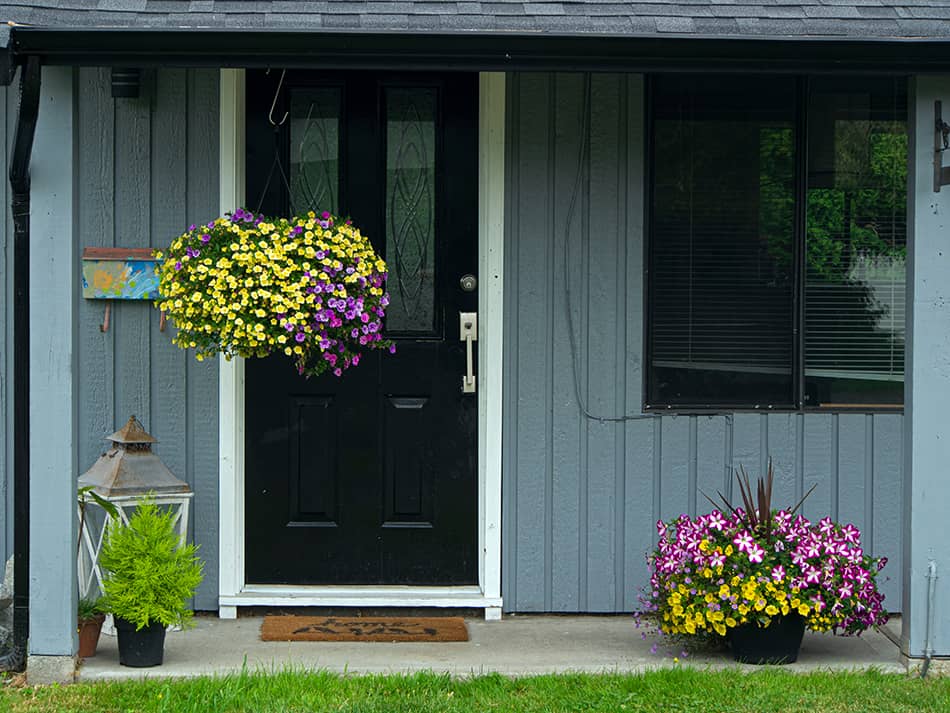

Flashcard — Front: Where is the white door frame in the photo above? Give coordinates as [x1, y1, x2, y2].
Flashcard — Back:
[217, 69, 506, 619]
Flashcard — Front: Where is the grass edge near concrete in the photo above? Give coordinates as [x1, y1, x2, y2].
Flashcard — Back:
[3, 668, 950, 713]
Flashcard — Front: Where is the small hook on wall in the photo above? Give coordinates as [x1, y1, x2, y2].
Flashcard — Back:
[99, 302, 112, 332]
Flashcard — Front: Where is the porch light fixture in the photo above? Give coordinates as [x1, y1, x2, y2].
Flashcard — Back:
[934, 101, 950, 192]
[76, 416, 193, 600]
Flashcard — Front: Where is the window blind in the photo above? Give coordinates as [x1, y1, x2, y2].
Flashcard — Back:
[649, 76, 797, 407]
[804, 78, 906, 407]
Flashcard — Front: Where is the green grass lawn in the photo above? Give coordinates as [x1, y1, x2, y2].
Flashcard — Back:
[2, 670, 949, 713]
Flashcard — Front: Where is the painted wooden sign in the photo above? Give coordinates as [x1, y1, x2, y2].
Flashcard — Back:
[82, 247, 160, 300]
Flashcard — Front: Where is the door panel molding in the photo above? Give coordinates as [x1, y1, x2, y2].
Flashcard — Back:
[218, 70, 505, 619]
[288, 395, 339, 527]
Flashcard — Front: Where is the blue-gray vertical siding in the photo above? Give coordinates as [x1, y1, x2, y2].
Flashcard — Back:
[76, 68, 220, 609]
[502, 72, 904, 613]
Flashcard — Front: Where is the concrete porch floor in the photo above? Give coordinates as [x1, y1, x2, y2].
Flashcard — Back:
[77, 614, 906, 681]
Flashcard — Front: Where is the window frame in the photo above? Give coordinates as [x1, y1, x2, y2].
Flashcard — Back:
[642, 73, 907, 415]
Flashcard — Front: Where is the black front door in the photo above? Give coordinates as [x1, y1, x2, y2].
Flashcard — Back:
[244, 71, 478, 585]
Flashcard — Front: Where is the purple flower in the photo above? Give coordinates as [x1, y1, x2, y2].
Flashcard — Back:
[295, 332, 306, 343]
[733, 531, 753, 553]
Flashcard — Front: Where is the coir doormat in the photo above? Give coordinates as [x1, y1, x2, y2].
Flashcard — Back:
[260, 616, 469, 642]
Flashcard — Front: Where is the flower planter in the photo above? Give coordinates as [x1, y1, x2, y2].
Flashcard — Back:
[728, 613, 806, 665]
[77, 613, 105, 658]
[115, 617, 166, 667]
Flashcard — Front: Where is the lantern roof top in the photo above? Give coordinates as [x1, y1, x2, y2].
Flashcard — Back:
[106, 415, 157, 445]
[78, 416, 191, 498]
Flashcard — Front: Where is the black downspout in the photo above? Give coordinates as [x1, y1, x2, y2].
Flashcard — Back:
[1, 56, 41, 672]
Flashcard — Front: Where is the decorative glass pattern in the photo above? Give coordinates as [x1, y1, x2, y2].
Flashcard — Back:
[290, 88, 341, 216]
[385, 88, 436, 333]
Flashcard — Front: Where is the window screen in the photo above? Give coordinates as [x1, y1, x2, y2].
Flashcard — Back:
[648, 76, 797, 408]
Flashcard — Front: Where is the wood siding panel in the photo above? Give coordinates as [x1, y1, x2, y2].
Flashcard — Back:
[503, 71, 905, 614]
[873, 414, 903, 605]
[586, 73, 626, 611]
[506, 72, 551, 611]
[184, 69, 220, 609]
[767, 414, 799, 508]
[621, 75, 650, 612]
[77, 68, 117, 474]
[550, 73, 583, 612]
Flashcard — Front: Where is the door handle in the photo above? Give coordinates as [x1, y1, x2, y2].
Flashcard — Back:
[459, 312, 477, 394]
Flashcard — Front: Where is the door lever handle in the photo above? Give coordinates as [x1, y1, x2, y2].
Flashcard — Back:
[459, 312, 477, 394]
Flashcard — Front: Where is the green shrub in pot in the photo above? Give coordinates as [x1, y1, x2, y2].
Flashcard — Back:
[99, 494, 203, 666]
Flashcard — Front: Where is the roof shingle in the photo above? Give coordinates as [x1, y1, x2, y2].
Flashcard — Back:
[3, 0, 950, 38]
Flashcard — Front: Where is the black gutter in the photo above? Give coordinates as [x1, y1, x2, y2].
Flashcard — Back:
[0, 55, 40, 672]
[9, 27, 950, 73]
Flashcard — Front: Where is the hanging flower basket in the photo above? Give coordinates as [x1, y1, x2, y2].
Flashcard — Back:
[155, 209, 393, 377]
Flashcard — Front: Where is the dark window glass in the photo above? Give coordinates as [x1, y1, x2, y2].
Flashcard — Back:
[648, 76, 797, 408]
[804, 79, 907, 407]
[384, 87, 437, 334]
[289, 87, 341, 216]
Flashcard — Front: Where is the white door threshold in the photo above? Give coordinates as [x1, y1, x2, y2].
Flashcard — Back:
[219, 587, 503, 620]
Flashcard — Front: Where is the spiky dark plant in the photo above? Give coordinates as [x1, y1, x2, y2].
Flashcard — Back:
[702, 458, 816, 544]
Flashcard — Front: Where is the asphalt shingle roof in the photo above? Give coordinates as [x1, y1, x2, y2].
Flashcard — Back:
[2, 1, 950, 38]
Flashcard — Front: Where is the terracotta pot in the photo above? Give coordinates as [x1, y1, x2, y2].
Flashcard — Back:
[77, 613, 106, 658]
[728, 613, 806, 665]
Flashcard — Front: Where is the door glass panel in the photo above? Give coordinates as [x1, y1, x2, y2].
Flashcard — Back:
[290, 87, 341, 216]
[385, 87, 437, 334]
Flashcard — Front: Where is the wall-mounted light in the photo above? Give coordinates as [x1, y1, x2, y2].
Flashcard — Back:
[111, 68, 140, 99]
[934, 101, 950, 192]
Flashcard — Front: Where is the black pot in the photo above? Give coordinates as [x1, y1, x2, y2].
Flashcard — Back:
[728, 613, 805, 665]
[114, 617, 166, 667]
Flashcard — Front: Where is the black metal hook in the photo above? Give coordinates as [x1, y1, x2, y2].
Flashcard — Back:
[267, 68, 288, 127]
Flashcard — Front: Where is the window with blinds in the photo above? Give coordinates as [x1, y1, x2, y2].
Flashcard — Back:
[804, 78, 906, 407]
[646, 75, 907, 410]
[648, 76, 797, 408]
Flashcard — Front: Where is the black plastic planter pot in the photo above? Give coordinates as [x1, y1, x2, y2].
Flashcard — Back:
[115, 617, 166, 667]
[729, 613, 806, 665]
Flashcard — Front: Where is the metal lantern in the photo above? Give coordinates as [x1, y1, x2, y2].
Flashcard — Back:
[77, 415, 194, 599]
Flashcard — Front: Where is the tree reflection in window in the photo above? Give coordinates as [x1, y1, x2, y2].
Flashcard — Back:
[805, 79, 906, 406]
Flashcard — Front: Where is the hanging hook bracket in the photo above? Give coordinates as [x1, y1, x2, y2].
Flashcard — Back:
[267, 69, 289, 127]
